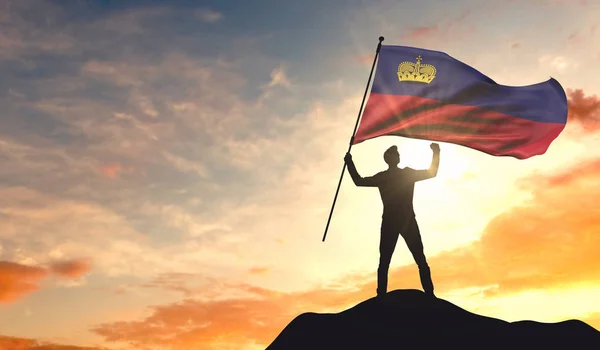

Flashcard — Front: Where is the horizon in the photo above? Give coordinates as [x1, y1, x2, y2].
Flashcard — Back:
[1, 0, 600, 349]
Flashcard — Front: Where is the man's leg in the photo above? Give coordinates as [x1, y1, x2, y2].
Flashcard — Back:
[377, 221, 400, 296]
[401, 217, 435, 296]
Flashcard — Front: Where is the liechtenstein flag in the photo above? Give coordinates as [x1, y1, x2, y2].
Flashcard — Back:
[353, 45, 568, 159]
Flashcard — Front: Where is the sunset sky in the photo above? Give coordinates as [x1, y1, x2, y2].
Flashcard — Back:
[1, 0, 600, 349]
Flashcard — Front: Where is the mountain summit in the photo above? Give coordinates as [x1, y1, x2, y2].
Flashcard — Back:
[266, 289, 600, 350]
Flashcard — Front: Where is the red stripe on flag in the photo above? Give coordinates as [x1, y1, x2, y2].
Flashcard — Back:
[353, 94, 566, 159]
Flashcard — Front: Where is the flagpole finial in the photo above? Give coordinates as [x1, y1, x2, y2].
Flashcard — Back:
[376, 36, 385, 53]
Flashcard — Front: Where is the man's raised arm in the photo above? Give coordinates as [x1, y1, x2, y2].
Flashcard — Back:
[344, 153, 380, 187]
[413, 143, 441, 181]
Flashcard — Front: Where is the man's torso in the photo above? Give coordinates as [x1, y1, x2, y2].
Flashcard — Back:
[375, 168, 418, 221]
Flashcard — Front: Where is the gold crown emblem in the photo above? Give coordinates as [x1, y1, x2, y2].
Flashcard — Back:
[397, 55, 436, 84]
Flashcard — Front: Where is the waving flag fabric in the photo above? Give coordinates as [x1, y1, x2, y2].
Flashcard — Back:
[353, 45, 568, 159]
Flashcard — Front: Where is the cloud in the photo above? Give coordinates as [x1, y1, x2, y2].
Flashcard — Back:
[0, 258, 93, 303]
[162, 151, 210, 179]
[568, 28, 583, 42]
[4, 1, 598, 347]
[112, 111, 159, 142]
[99, 164, 124, 179]
[0, 334, 106, 350]
[403, 25, 440, 40]
[140, 273, 205, 298]
[0, 186, 163, 279]
[0, 3, 312, 300]
[266, 65, 291, 89]
[385, 157, 600, 297]
[567, 89, 600, 133]
[401, 10, 471, 42]
[196, 9, 223, 23]
[248, 267, 269, 275]
[566, 25, 597, 46]
[0, 1, 77, 59]
[50, 258, 92, 279]
[355, 55, 373, 65]
[1, 45, 262, 280]
[1, 3, 341, 299]
[90, 156, 600, 348]
[0, 261, 48, 303]
[543, 0, 589, 5]
[88, 5, 171, 36]
[129, 92, 159, 118]
[90, 283, 370, 350]
[538, 55, 579, 74]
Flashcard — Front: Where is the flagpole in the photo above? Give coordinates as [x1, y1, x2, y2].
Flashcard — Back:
[322, 36, 384, 242]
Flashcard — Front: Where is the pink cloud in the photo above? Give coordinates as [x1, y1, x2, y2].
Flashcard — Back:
[402, 25, 439, 40]
[402, 10, 470, 41]
[355, 55, 373, 65]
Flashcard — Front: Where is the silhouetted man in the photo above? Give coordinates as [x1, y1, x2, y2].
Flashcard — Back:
[344, 143, 440, 297]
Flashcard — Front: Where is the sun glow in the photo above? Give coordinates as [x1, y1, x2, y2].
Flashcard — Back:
[398, 140, 471, 179]
[351, 137, 472, 180]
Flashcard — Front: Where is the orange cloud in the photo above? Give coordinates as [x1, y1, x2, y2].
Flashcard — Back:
[0, 334, 106, 350]
[248, 267, 269, 275]
[402, 25, 439, 40]
[402, 11, 470, 41]
[0, 262, 48, 303]
[518, 158, 600, 189]
[50, 258, 92, 279]
[0, 258, 93, 303]
[91, 283, 375, 350]
[91, 157, 600, 349]
[100, 164, 122, 179]
[141, 273, 201, 297]
[329, 157, 600, 298]
[567, 89, 600, 132]
[355, 55, 373, 65]
[386, 157, 600, 296]
[99, 164, 134, 179]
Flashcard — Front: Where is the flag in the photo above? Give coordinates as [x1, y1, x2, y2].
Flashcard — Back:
[353, 45, 568, 159]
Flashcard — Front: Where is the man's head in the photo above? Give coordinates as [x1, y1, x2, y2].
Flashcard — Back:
[383, 146, 400, 166]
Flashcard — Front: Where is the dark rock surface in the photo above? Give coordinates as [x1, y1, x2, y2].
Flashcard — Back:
[266, 289, 600, 350]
